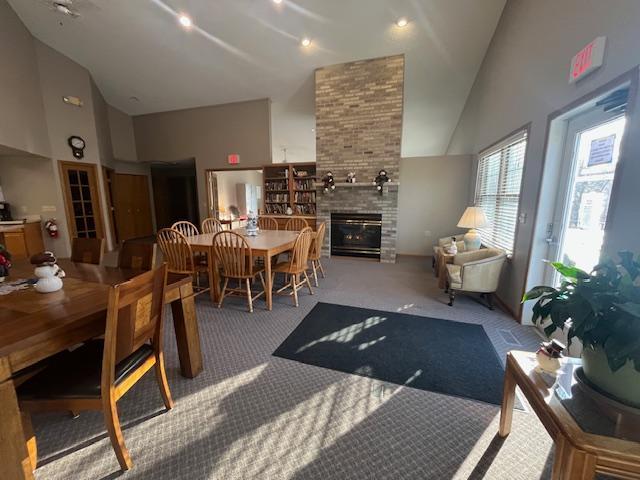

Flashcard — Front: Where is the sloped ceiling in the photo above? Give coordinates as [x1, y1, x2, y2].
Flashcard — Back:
[8, 0, 506, 157]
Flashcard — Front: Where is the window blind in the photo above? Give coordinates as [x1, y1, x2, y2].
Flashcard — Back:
[474, 131, 527, 255]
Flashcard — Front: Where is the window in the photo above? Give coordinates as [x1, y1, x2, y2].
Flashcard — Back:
[474, 130, 527, 255]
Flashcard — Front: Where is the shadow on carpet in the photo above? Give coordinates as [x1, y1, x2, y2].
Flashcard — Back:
[273, 302, 509, 406]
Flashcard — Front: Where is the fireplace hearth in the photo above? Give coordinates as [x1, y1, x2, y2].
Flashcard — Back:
[331, 213, 382, 259]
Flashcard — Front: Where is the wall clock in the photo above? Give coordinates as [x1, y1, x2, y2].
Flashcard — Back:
[68, 135, 86, 159]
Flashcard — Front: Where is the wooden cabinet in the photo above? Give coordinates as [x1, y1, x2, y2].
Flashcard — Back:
[0, 223, 45, 261]
[113, 174, 154, 242]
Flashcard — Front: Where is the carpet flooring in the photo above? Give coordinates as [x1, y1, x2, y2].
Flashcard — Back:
[274, 302, 508, 405]
[30, 256, 576, 479]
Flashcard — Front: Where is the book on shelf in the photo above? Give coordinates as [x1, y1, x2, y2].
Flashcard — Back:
[294, 178, 315, 190]
[294, 191, 315, 203]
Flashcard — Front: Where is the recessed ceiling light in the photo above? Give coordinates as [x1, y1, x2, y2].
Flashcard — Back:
[301, 37, 311, 47]
[396, 17, 409, 28]
[272, 0, 283, 3]
[179, 15, 192, 28]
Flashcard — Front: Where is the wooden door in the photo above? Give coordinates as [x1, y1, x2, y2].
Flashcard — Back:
[59, 161, 105, 240]
[113, 174, 153, 242]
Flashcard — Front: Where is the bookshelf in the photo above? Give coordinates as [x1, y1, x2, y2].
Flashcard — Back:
[263, 163, 317, 227]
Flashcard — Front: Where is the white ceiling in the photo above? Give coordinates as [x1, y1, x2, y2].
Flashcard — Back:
[8, 0, 506, 157]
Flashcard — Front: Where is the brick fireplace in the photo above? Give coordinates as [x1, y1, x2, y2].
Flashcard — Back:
[315, 55, 404, 263]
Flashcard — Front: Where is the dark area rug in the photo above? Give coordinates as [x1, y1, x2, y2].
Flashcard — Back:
[273, 302, 508, 406]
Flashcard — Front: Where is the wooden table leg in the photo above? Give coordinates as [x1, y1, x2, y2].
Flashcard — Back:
[499, 356, 517, 438]
[264, 253, 273, 311]
[0, 358, 34, 480]
[208, 247, 219, 303]
[552, 436, 597, 480]
[171, 283, 203, 378]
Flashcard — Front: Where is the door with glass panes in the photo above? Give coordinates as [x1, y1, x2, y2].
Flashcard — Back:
[544, 105, 627, 285]
[60, 161, 105, 240]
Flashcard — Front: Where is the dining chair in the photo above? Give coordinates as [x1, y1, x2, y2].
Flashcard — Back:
[307, 222, 327, 286]
[213, 231, 266, 313]
[157, 228, 209, 295]
[284, 216, 309, 231]
[171, 220, 199, 238]
[272, 227, 314, 307]
[71, 237, 104, 265]
[201, 217, 224, 234]
[118, 239, 156, 270]
[258, 216, 279, 230]
[18, 265, 173, 471]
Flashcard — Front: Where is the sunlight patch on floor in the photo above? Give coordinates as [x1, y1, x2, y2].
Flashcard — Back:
[296, 316, 387, 353]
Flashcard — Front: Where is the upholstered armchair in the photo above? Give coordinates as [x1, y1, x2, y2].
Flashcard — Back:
[432, 235, 465, 269]
[445, 248, 507, 309]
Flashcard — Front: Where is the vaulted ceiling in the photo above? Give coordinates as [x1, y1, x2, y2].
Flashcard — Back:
[8, 0, 506, 157]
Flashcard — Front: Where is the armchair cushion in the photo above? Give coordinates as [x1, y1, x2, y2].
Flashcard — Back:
[447, 248, 507, 294]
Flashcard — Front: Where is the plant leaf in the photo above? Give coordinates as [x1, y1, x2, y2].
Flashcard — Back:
[522, 286, 557, 302]
[551, 262, 590, 281]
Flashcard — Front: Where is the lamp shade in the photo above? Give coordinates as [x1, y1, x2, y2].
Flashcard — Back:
[457, 206, 488, 229]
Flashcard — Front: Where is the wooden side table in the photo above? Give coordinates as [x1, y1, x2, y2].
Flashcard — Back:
[500, 351, 640, 480]
[435, 249, 456, 289]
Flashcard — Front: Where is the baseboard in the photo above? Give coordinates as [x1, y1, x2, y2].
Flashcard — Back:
[493, 294, 520, 323]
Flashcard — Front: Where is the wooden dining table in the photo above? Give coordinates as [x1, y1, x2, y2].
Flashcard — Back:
[187, 228, 300, 310]
[0, 259, 203, 480]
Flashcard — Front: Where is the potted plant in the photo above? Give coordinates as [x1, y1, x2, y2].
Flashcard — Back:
[523, 251, 640, 408]
[0, 244, 12, 282]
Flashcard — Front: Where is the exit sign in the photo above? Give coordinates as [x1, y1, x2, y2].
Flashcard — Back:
[227, 154, 240, 165]
[569, 37, 606, 84]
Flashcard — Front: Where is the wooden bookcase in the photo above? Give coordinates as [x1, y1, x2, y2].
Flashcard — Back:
[263, 163, 317, 217]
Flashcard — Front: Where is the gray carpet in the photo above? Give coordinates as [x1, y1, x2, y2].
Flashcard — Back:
[32, 256, 559, 480]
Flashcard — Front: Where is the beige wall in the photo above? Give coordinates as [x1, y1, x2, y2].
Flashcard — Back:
[108, 105, 138, 162]
[133, 99, 272, 221]
[447, 0, 640, 319]
[35, 40, 115, 255]
[0, 0, 50, 158]
[0, 155, 61, 252]
[397, 156, 472, 256]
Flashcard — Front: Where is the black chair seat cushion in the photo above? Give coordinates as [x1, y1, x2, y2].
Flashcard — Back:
[18, 341, 154, 400]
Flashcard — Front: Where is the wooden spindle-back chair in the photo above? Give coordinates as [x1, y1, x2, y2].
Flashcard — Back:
[213, 231, 266, 312]
[308, 222, 327, 286]
[201, 217, 224, 234]
[157, 229, 209, 294]
[284, 216, 309, 232]
[171, 221, 199, 238]
[258, 216, 279, 230]
[273, 227, 314, 307]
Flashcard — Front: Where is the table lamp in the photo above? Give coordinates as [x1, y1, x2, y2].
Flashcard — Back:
[457, 206, 488, 251]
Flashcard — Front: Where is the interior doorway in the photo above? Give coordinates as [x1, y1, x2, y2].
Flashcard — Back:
[151, 160, 199, 229]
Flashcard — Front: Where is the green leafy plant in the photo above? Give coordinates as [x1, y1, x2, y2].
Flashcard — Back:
[523, 251, 640, 373]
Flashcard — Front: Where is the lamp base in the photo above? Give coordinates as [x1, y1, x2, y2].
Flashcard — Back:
[464, 229, 482, 251]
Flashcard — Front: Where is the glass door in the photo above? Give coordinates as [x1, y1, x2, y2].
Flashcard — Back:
[544, 110, 627, 284]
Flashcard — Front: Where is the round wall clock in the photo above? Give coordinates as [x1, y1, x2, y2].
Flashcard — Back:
[68, 135, 86, 159]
